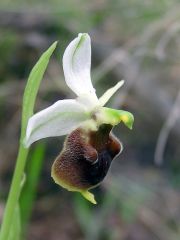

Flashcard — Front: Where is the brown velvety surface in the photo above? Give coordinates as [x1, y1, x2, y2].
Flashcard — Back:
[52, 124, 121, 190]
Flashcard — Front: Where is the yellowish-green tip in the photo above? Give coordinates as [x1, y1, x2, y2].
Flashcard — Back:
[100, 107, 134, 130]
[121, 112, 134, 130]
[81, 190, 97, 204]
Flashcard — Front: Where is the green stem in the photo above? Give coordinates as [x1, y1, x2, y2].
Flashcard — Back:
[0, 41, 57, 240]
[0, 144, 29, 240]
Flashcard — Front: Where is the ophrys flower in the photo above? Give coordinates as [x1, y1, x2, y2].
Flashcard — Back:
[24, 33, 134, 204]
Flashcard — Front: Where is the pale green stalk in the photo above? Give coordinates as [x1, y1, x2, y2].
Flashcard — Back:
[0, 42, 57, 240]
[0, 145, 29, 240]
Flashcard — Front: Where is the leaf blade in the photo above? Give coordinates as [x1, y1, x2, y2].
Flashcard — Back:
[21, 41, 57, 139]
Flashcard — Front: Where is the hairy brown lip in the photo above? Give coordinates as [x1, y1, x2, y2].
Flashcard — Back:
[52, 124, 122, 190]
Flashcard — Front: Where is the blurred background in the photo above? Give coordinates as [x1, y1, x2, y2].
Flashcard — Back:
[0, 0, 180, 239]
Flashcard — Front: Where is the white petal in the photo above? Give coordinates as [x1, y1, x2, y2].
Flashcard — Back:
[63, 33, 98, 100]
[77, 94, 100, 110]
[99, 80, 124, 106]
[24, 99, 89, 147]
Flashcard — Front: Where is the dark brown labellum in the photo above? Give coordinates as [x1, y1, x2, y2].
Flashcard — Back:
[52, 124, 122, 191]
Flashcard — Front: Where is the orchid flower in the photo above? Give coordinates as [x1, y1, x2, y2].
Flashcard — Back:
[24, 33, 134, 204]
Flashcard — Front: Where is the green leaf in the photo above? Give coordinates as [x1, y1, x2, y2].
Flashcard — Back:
[8, 205, 21, 240]
[20, 143, 46, 236]
[21, 41, 57, 140]
[101, 107, 134, 129]
[0, 42, 57, 240]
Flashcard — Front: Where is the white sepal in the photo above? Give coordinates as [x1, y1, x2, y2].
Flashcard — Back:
[63, 33, 98, 99]
[24, 99, 89, 148]
[99, 80, 124, 106]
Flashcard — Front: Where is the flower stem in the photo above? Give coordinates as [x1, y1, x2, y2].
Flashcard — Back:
[0, 42, 57, 240]
[0, 144, 29, 240]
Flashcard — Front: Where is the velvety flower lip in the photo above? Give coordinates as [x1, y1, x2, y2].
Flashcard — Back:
[24, 33, 133, 148]
[51, 124, 123, 204]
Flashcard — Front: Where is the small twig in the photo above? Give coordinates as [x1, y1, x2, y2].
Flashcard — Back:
[92, 48, 128, 84]
[154, 90, 180, 166]
[155, 22, 180, 60]
[139, 208, 179, 240]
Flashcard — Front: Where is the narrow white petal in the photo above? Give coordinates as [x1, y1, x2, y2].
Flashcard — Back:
[99, 80, 124, 106]
[63, 33, 98, 99]
[24, 99, 89, 147]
